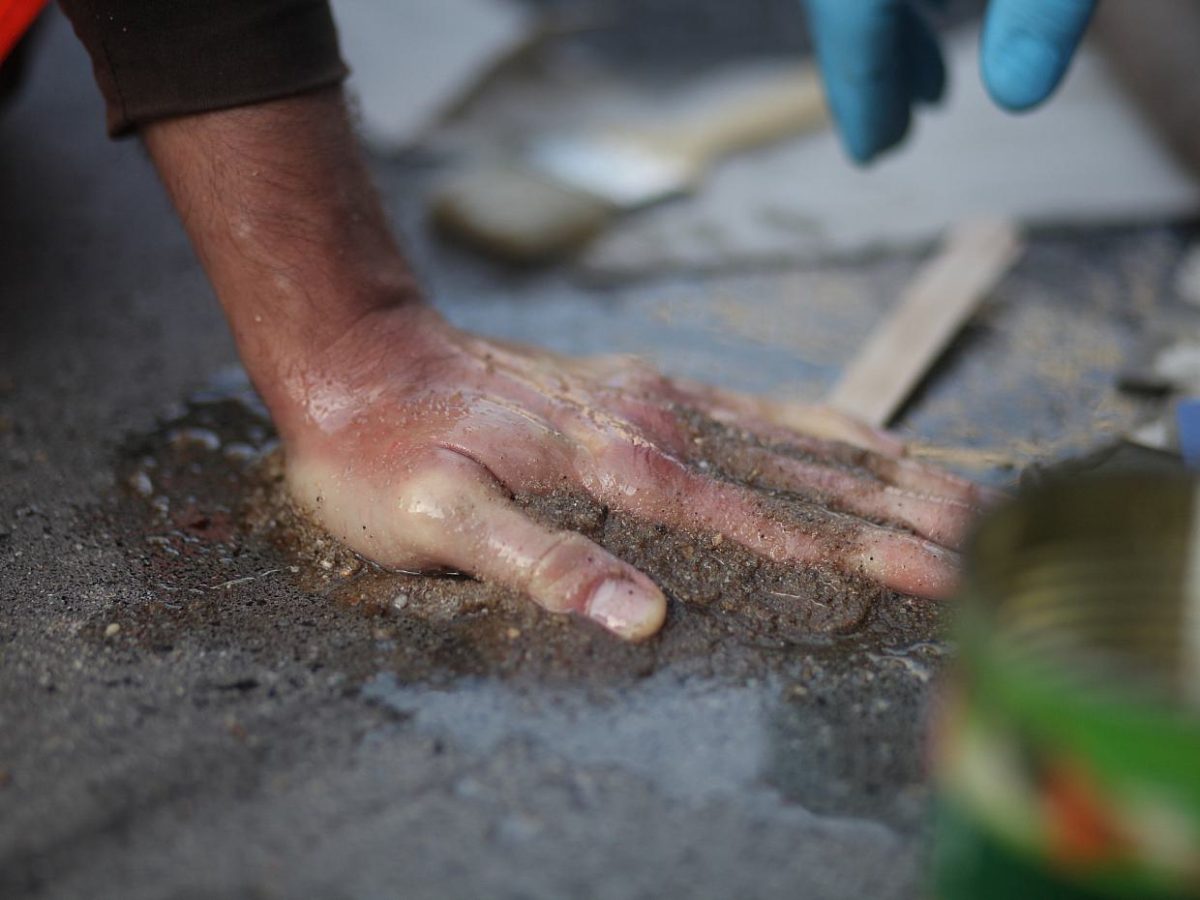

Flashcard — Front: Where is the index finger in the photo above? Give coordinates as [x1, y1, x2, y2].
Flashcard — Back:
[803, 0, 935, 163]
[981, 0, 1097, 111]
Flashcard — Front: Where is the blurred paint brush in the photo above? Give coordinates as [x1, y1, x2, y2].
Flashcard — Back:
[430, 65, 827, 263]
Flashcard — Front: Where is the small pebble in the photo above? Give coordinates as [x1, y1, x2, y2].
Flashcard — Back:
[167, 427, 221, 452]
[128, 471, 153, 497]
[222, 442, 258, 463]
[104, 623, 120, 638]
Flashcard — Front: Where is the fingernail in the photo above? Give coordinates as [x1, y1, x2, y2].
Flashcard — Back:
[587, 579, 666, 641]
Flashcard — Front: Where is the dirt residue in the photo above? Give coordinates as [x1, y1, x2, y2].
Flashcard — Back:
[98, 387, 946, 686]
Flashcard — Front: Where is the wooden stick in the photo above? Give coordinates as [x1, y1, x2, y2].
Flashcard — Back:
[828, 219, 1023, 428]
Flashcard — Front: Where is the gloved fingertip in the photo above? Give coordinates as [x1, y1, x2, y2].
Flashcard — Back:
[843, 113, 914, 165]
[827, 82, 914, 165]
[823, 86, 883, 164]
[982, 31, 1066, 111]
[840, 126, 880, 165]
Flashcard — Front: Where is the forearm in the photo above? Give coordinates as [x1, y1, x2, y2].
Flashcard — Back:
[142, 88, 423, 422]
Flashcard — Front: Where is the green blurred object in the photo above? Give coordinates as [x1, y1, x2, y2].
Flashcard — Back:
[933, 475, 1200, 900]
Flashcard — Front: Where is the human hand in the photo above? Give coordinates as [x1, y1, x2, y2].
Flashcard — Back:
[141, 90, 991, 643]
[279, 304, 994, 642]
[802, 0, 1097, 163]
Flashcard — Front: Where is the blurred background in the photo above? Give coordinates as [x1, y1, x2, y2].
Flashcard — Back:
[322, 0, 1200, 480]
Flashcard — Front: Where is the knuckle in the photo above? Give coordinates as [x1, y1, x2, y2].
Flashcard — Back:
[528, 532, 617, 613]
[395, 447, 488, 511]
[616, 400, 685, 449]
[578, 435, 687, 498]
[617, 439, 688, 485]
[390, 448, 495, 561]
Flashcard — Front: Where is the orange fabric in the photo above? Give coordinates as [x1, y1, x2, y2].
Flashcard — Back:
[0, 0, 46, 65]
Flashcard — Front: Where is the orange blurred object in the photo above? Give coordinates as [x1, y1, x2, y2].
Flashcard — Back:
[0, 0, 46, 65]
[1042, 762, 1129, 868]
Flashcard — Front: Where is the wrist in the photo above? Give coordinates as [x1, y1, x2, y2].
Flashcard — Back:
[228, 262, 428, 423]
[214, 240, 424, 364]
[141, 88, 435, 426]
[270, 300, 450, 447]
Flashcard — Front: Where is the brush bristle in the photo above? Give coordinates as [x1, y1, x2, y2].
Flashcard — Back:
[430, 166, 615, 264]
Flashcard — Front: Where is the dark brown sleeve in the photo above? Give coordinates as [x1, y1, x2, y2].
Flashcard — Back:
[58, 0, 348, 136]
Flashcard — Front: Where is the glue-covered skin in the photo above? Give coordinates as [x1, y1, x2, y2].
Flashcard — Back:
[279, 304, 992, 641]
[803, 0, 1097, 163]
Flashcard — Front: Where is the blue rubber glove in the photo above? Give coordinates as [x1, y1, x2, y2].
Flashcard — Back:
[803, 0, 1097, 164]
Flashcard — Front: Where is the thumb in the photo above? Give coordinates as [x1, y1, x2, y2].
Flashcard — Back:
[981, 0, 1097, 111]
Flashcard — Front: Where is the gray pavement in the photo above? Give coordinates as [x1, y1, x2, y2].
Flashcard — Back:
[0, 11, 1190, 900]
